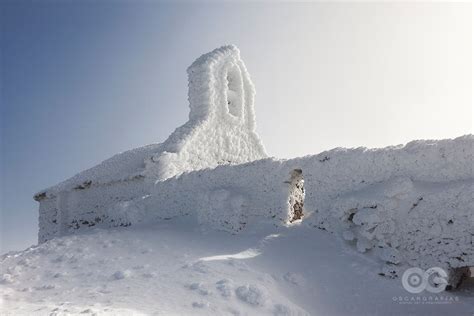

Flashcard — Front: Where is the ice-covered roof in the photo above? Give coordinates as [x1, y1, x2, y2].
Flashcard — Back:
[34, 143, 163, 200]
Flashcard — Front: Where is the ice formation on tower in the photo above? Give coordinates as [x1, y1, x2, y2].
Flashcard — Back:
[144, 45, 267, 181]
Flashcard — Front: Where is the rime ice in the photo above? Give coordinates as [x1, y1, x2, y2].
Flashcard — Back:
[32, 46, 473, 291]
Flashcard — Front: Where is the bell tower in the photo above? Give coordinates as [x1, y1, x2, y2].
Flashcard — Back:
[144, 45, 267, 181]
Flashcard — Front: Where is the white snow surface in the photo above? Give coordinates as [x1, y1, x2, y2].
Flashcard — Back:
[2, 217, 473, 315]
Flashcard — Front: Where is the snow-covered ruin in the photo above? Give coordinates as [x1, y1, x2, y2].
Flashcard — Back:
[34, 45, 473, 288]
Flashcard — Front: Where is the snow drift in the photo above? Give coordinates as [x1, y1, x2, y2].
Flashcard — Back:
[5, 218, 473, 315]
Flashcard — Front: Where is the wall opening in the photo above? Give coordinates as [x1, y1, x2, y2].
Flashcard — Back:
[288, 169, 305, 223]
[225, 66, 243, 118]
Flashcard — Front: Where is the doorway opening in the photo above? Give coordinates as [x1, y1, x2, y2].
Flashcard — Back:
[288, 169, 305, 224]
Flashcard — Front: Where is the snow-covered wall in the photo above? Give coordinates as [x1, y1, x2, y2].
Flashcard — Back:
[37, 176, 148, 243]
[36, 134, 473, 285]
[131, 135, 472, 286]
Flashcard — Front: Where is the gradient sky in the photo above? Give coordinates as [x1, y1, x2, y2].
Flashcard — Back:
[1, 2, 472, 253]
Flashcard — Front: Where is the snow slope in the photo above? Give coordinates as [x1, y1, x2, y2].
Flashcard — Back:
[1, 217, 473, 315]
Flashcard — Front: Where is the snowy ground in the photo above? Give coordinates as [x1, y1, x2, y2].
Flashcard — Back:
[1, 216, 473, 315]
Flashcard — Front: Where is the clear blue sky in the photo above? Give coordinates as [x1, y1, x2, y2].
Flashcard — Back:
[1, 2, 471, 253]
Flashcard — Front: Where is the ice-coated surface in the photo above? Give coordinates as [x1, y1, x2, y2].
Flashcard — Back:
[137, 135, 473, 284]
[35, 45, 267, 199]
[34, 144, 162, 200]
[144, 45, 267, 180]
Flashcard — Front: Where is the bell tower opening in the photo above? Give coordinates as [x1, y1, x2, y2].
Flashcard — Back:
[225, 65, 243, 118]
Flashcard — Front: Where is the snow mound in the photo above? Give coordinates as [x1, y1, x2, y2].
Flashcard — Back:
[235, 284, 269, 306]
[1, 219, 472, 315]
[111, 270, 132, 280]
[0, 221, 311, 315]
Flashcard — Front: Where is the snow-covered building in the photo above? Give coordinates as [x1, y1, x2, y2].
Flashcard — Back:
[34, 45, 267, 243]
[34, 45, 473, 288]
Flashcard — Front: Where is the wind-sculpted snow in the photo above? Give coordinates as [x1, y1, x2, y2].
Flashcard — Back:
[0, 222, 310, 315]
[2, 218, 473, 315]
